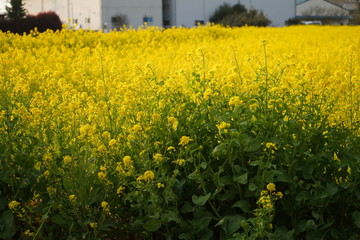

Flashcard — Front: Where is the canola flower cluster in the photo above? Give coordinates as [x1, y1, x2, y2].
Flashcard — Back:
[257, 183, 283, 210]
[0, 25, 359, 238]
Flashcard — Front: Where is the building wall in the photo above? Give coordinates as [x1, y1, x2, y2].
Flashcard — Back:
[71, 0, 102, 30]
[240, 0, 296, 26]
[167, 0, 295, 27]
[296, 0, 349, 16]
[22, 0, 297, 30]
[342, 1, 360, 12]
[23, 0, 162, 30]
[102, 0, 162, 29]
[168, 0, 239, 27]
[0, 0, 5, 15]
[23, 0, 102, 30]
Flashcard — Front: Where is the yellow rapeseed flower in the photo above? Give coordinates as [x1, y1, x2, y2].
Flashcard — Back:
[151, 113, 161, 122]
[174, 159, 186, 166]
[98, 171, 106, 180]
[168, 117, 178, 130]
[137, 170, 155, 182]
[167, 146, 176, 152]
[63, 156, 72, 165]
[89, 222, 98, 229]
[228, 96, 243, 107]
[116, 186, 125, 195]
[24, 229, 34, 237]
[102, 131, 111, 139]
[123, 156, 133, 168]
[97, 144, 107, 155]
[334, 152, 341, 163]
[157, 183, 165, 188]
[132, 124, 142, 133]
[153, 153, 164, 163]
[179, 136, 193, 146]
[267, 183, 276, 192]
[101, 201, 109, 212]
[108, 139, 118, 148]
[8, 200, 20, 210]
[69, 194, 76, 202]
[276, 191, 283, 199]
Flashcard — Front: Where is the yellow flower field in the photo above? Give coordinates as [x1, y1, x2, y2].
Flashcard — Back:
[0, 26, 359, 239]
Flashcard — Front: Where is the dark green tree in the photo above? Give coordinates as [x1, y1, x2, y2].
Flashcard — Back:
[210, 3, 271, 27]
[210, 3, 246, 23]
[5, 0, 27, 20]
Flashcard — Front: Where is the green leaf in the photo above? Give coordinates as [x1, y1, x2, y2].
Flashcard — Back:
[162, 210, 181, 224]
[306, 220, 316, 229]
[249, 160, 261, 166]
[348, 233, 359, 240]
[180, 202, 194, 214]
[352, 211, 360, 228]
[240, 220, 250, 233]
[248, 183, 258, 191]
[192, 193, 211, 206]
[179, 233, 192, 239]
[325, 183, 338, 196]
[244, 139, 262, 152]
[232, 164, 242, 174]
[213, 172, 221, 187]
[286, 229, 295, 240]
[200, 162, 207, 169]
[89, 187, 105, 205]
[188, 170, 199, 180]
[232, 200, 251, 213]
[0, 210, 15, 239]
[219, 215, 245, 235]
[301, 164, 314, 179]
[295, 191, 310, 201]
[143, 219, 162, 232]
[212, 144, 227, 157]
[216, 189, 237, 201]
[0, 198, 7, 211]
[219, 175, 233, 186]
[51, 213, 73, 226]
[191, 217, 212, 230]
[19, 178, 30, 189]
[234, 172, 248, 184]
[198, 227, 213, 240]
[264, 170, 291, 183]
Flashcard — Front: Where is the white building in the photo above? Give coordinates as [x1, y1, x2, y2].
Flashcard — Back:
[296, 0, 351, 24]
[23, 0, 162, 30]
[19, 0, 295, 30]
[0, 0, 6, 16]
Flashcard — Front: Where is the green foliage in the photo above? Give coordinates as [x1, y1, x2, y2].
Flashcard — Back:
[210, 3, 271, 27]
[5, 0, 26, 20]
[0, 210, 15, 239]
[209, 3, 247, 23]
[285, 17, 302, 26]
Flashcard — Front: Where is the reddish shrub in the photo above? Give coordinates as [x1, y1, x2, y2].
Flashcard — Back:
[0, 11, 62, 34]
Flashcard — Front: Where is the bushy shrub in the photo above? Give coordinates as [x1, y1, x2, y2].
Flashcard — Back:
[221, 9, 271, 27]
[209, 3, 247, 23]
[285, 17, 302, 26]
[210, 3, 271, 27]
[0, 11, 62, 34]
